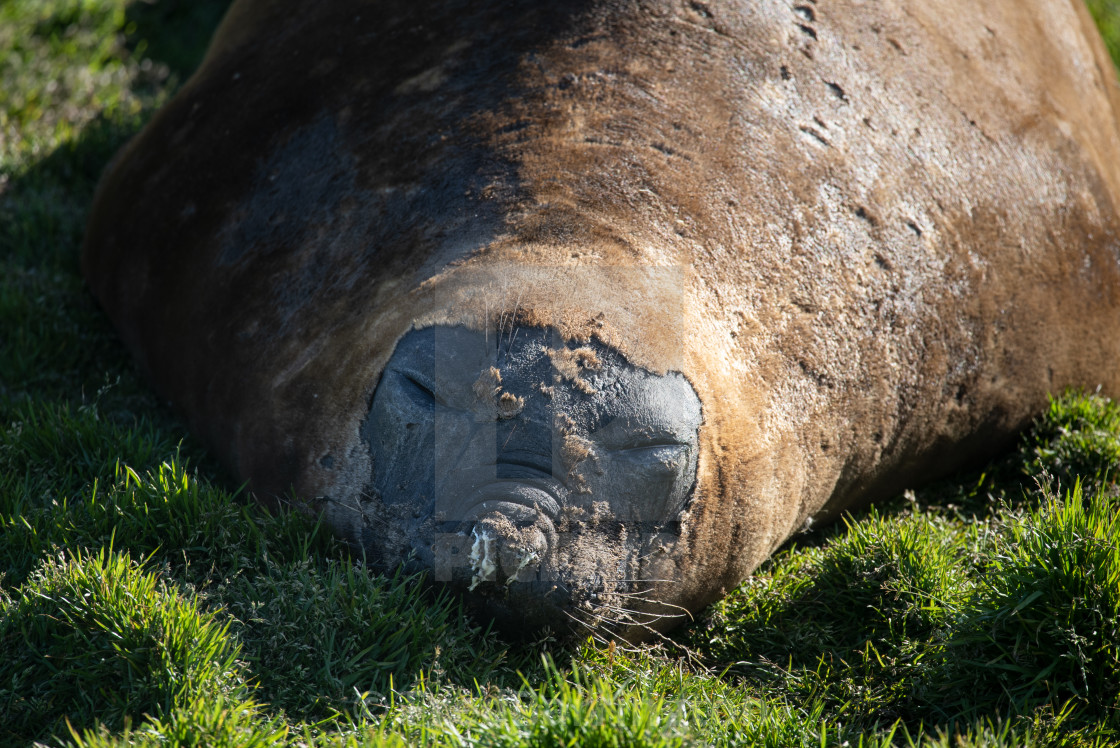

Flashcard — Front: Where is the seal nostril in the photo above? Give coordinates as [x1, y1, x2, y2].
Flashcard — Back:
[468, 511, 550, 588]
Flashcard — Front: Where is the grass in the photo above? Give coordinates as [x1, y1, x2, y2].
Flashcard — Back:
[1, 547, 252, 739]
[1, 0, 1119, 745]
[1089, 0, 1120, 69]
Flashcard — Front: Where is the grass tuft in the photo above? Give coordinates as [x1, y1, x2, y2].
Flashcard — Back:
[467, 660, 691, 748]
[1020, 391, 1120, 495]
[214, 562, 511, 722]
[948, 483, 1120, 717]
[688, 510, 968, 722]
[0, 547, 252, 744]
[0, 454, 337, 590]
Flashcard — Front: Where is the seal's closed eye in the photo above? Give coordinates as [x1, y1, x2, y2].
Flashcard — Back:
[591, 417, 693, 452]
[395, 370, 437, 406]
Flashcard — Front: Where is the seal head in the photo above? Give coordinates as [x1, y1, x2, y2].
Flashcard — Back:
[362, 324, 702, 632]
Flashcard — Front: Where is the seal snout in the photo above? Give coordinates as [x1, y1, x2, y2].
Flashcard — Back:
[467, 509, 551, 588]
[363, 323, 703, 636]
[461, 489, 557, 588]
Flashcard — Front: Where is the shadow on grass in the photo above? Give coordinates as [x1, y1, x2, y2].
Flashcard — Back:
[679, 464, 1120, 738]
[0, 106, 230, 497]
[0, 0, 237, 448]
[1, 0, 233, 265]
[124, 0, 233, 83]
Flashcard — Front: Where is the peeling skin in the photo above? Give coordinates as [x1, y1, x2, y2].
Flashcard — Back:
[561, 433, 598, 491]
[472, 366, 502, 402]
[547, 346, 602, 395]
[496, 391, 525, 419]
[470, 366, 526, 420]
[470, 367, 526, 421]
[560, 433, 596, 472]
[553, 411, 600, 491]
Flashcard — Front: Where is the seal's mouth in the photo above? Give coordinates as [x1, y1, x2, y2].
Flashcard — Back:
[463, 497, 556, 526]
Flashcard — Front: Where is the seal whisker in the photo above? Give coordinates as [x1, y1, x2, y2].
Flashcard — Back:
[614, 592, 695, 620]
[609, 587, 658, 599]
[484, 298, 490, 346]
[596, 602, 684, 622]
[562, 609, 613, 647]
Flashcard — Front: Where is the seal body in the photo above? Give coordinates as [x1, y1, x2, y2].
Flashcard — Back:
[83, 0, 1120, 638]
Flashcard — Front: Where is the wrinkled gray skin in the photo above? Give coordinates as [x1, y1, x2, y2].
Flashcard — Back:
[361, 325, 702, 630]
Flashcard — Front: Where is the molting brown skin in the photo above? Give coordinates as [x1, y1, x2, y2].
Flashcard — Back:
[82, 0, 1120, 639]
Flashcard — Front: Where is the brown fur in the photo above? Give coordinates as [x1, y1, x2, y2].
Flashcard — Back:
[83, 0, 1120, 628]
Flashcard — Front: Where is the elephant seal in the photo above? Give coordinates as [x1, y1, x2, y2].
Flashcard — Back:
[82, 0, 1120, 639]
